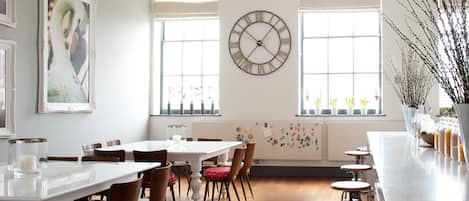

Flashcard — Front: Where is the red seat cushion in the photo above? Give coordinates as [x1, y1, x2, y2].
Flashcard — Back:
[204, 167, 230, 179]
[168, 171, 177, 184]
[142, 171, 177, 186]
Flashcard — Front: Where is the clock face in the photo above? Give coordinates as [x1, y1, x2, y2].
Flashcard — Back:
[229, 10, 291, 76]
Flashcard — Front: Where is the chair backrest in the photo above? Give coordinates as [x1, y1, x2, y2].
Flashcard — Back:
[47, 156, 79, 161]
[197, 138, 222, 142]
[226, 148, 246, 181]
[106, 139, 121, 147]
[94, 149, 126, 162]
[149, 163, 171, 201]
[108, 177, 143, 201]
[82, 143, 102, 156]
[239, 143, 256, 176]
[81, 155, 121, 162]
[133, 150, 168, 164]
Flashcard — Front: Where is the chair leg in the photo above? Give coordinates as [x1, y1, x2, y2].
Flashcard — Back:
[239, 177, 247, 201]
[226, 182, 232, 201]
[141, 187, 146, 198]
[186, 166, 192, 196]
[170, 185, 176, 201]
[231, 181, 241, 201]
[218, 182, 224, 201]
[177, 169, 182, 197]
[203, 181, 209, 201]
[245, 176, 254, 199]
[211, 181, 216, 201]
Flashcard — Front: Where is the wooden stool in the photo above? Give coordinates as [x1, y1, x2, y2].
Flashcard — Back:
[345, 150, 370, 164]
[340, 164, 372, 181]
[331, 181, 370, 201]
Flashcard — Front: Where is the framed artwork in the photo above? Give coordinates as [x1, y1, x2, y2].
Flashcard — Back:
[0, 0, 16, 27]
[38, 0, 96, 113]
[0, 39, 15, 138]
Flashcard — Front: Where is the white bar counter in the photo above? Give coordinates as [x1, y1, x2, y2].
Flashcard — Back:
[368, 131, 468, 201]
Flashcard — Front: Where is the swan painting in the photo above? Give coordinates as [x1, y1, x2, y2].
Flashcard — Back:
[47, 0, 90, 103]
[39, 0, 95, 112]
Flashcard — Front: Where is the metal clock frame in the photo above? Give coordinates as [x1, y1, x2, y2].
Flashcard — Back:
[228, 10, 292, 76]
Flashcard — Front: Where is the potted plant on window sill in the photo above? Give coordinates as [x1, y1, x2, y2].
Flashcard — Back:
[345, 97, 354, 115]
[360, 98, 369, 115]
[314, 97, 321, 115]
[330, 98, 338, 115]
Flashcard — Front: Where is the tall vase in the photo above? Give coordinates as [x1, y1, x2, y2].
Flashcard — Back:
[455, 104, 469, 167]
[401, 105, 417, 135]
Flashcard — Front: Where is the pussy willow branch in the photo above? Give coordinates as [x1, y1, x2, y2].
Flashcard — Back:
[384, 0, 469, 104]
[389, 48, 435, 108]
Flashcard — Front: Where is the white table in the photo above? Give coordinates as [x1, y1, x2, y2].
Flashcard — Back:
[0, 161, 160, 201]
[100, 140, 242, 201]
[368, 131, 468, 201]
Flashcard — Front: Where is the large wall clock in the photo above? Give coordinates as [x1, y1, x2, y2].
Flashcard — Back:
[229, 10, 291, 76]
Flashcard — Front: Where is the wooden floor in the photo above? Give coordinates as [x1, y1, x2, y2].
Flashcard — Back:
[160, 177, 351, 201]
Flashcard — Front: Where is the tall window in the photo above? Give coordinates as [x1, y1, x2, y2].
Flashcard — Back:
[300, 11, 382, 115]
[155, 19, 220, 115]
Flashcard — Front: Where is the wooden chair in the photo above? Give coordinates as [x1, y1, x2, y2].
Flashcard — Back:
[82, 143, 102, 156]
[238, 143, 256, 201]
[133, 150, 176, 201]
[145, 163, 172, 201]
[94, 150, 126, 162]
[47, 156, 79, 161]
[203, 148, 245, 201]
[107, 177, 143, 201]
[107, 139, 121, 147]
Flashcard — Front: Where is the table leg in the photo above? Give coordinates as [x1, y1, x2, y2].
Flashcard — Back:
[190, 159, 202, 201]
[219, 151, 229, 165]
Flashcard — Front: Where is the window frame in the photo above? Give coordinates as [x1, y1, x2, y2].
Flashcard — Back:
[299, 10, 383, 116]
[156, 18, 220, 115]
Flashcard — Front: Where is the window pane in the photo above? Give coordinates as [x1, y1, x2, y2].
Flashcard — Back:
[329, 74, 353, 109]
[354, 37, 380, 73]
[162, 42, 182, 75]
[162, 76, 182, 106]
[182, 42, 202, 75]
[183, 76, 202, 107]
[355, 74, 380, 110]
[354, 12, 380, 36]
[303, 74, 327, 110]
[164, 21, 184, 40]
[203, 19, 219, 40]
[203, 41, 219, 75]
[329, 13, 353, 36]
[183, 20, 204, 40]
[203, 76, 219, 109]
[329, 38, 353, 73]
[303, 39, 328, 74]
[303, 13, 329, 37]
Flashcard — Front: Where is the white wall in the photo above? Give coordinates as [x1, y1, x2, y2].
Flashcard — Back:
[0, 0, 151, 162]
[150, 0, 440, 165]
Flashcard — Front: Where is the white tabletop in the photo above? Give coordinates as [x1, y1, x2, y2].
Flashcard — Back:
[368, 131, 468, 201]
[0, 161, 160, 201]
[100, 140, 242, 155]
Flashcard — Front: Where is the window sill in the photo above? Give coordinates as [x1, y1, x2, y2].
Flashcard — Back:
[296, 114, 386, 118]
[151, 114, 222, 117]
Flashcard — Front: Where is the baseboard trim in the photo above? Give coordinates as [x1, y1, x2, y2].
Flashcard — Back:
[250, 166, 352, 178]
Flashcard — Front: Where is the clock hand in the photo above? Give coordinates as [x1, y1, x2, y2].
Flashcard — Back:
[246, 46, 259, 59]
[262, 46, 283, 63]
[260, 18, 281, 42]
[236, 24, 258, 42]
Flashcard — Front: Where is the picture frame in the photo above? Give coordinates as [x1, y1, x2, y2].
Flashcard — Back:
[0, 0, 16, 28]
[38, 0, 96, 113]
[0, 39, 15, 138]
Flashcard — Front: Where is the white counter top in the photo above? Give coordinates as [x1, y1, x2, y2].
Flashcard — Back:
[0, 161, 160, 201]
[368, 131, 468, 201]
